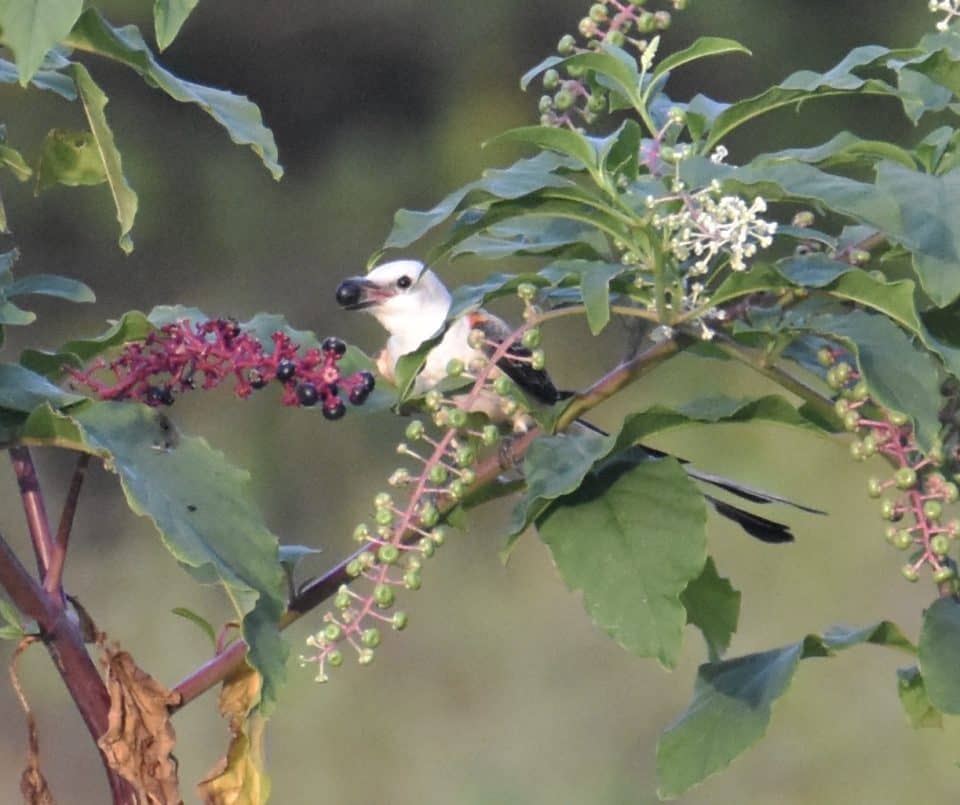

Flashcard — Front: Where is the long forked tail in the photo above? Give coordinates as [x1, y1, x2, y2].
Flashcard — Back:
[573, 417, 824, 544]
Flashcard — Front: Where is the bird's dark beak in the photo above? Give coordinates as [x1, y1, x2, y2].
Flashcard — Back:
[336, 277, 384, 311]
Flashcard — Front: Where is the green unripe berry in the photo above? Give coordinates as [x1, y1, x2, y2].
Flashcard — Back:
[605, 29, 626, 47]
[425, 390, 443, 410]
[324, 623, 343, 642]
[538, 95, 553, 114]
[565, 63, 585, 78]
[554, 88, 575, 111]
[346, 559, 362, 577]
[673, 0, 689, 9]
[404, 570, 422, 590]
[861, 433, 877, 456]
[376, 525, 392, 539]
[429, 464, 448, 485]
[358, 648, 375, 666]
[481, 425, 500, 446]
[902, 564, 920, 582]
[433, 409, 450, 428]
[893, 530, 914, 550]
[373, 584, 395, 609]
[867, 478, 884, 498]
[637, 11, 656, 32]
[884, 526, 899, 544]
[558, 34, 576, 55]
[374, 492, 392, 509]
[849, 440, 867, 461]
[578, 17, 598, 37]
[375, 508, 394, 526]
[531, 349, 546, 371]
[353, 523, 371, 542]
[834, 398, 850, 418]
[327, 649, 344, 668]
[589, 3, 608, 21]
[924, 500, 944, 521]
[943, 482, 959, 503]
[456, 446, 478, 467]
[431, 527, 448, 545]
[493, 376, 512, 396]
[405, 554, 423, 571]
[851, 380, 869, 401]
[359, 551, 376, 568]
[654, 10, 672, 28]
[460, 469, 476, 485]
[817, 347, 836, 368]
[388, 468, 411, 487]
[931, 534, 951, 557]
[448, 408, 468, 429]
[522, 328, 542, 348]
[934, 566, 956, 583]
[895, 467, 918, 490]
[405, 420, 425, 441]
[468, 328, 487, 349]
[888, 410, 909, 426]
[392, 612, 409, 631]
[378, 544, 400, 565]
[880, 499, 899, 520]
[543, 69, 560, 90]
[334, 589, 351, 610]
[418, 501, 440, 527]
[446, 358, 465, 377]
[843, 411, 860, 432]
[419, 537, 436, 558]
[501, 399, 518, 417]
[361, 628, 381, 648]
[448, 480, 466, 500]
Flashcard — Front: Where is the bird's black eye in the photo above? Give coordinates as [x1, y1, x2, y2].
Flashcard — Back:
[396, 275, 412, 289]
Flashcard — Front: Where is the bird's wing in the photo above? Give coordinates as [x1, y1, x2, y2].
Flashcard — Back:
[468, 310, 570, 405]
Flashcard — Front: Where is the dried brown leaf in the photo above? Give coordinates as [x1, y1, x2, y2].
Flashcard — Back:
[96, 644, 182, 804]
[10, 637, 55, 804]
[197, 663, 270, 805]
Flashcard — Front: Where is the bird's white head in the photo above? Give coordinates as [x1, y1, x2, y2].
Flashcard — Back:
[336, 260, 451, 348]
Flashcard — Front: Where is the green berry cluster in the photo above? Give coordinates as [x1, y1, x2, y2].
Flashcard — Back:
[541, 1, 683, 129]
[820, 347, 960, 587]
[302, 283, 555, 681]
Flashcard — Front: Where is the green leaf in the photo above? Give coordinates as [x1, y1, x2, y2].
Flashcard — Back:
[41, 402, 288, 711]
[703, 45, 904, 151]
[657, 619, 909, 798]
[539, 259, 624, 335]
[384, 152, 575, 250]
[70, 63, 138, 254]
[874, 161, 960, 307]
[0, 596, 24, 639]
[450, 217, 609, 261]
[153, 0, 199, 51]
[67, 9, 282, 180]
[783, 304, 942, 450]
[0, 0, 82, 84]
[653, 37, 751, 81]
[0, 363, 83, 412]
[919, 597, 960, 714]
[171, 606, 216, 647]
[896, 666, 943, 729]
[0, 55, 76, 98]
[0, 143, 32, 181]
[563, 45, 643, 111]
[34, 128, 107, 191]
[754, 131, 916, 170]
[277, 544, 322, 573]
[0, 301, 34, 326]
[537, 456, 708, 668]
[4, 273, 95, 303]
[486, 125, 598, 173]
[680, 556, 740, 662]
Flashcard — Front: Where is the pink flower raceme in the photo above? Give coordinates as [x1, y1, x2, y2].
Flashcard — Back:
[69, 318, 375, 420]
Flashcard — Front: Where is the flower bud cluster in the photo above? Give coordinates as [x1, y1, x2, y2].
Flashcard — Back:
[540, 1, 684, 129]
[70, 318, 374, 420]
[301, 285, 551, 681]
[821, 348, 959, 587]
[930, 0, 960, 31]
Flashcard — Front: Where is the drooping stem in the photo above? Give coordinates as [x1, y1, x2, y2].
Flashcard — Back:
[45, 453, 90, 598]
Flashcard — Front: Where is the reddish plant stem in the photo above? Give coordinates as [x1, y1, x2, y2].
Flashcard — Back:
[172, 335, 681, 709]
[45, 453, 90, 599]
[9, 446, 55, 579]
[0, 534, 135, 802]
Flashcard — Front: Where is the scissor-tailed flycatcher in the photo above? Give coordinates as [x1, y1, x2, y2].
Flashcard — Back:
[336, 259, 820, 542]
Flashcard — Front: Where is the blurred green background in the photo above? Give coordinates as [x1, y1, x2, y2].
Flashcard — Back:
[1, 1, 958, 803]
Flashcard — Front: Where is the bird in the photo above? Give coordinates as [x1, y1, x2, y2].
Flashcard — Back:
[336, 259, 821, 543]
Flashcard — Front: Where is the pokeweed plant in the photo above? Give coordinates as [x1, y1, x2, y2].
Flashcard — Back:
[3, 1, 960, 803]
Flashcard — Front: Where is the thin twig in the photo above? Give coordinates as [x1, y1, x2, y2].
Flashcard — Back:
[45, 453, 90, 598]
[9, 446, 55, 580]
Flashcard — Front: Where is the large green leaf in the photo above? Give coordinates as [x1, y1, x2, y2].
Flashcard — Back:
[652, 37, 751, 82]
[680, 556, 740, 662]
[0, 363, 83, 413]
[384, 152, 576, 249]
[70, 63, 138, 254]
[0, 141, 32, 182]
[67, 9, 282, 180]
[0, 54, 76, 98]
[537, 456, 708, 668]
[3, 272, 94, 303]
[538, 259, 625, 335]
[754, 131, 916, 170]
[918, 597, 960, 714]
[34, 128, 106, 191]
[510, 395, 826, 539]
[0, 0, 82, 84]
[486, 126, 598, 173]
[23, 401, 288, 711]
[657, 621, 913, 798]
[449, 217, 609, 261]
[153, 0, 199, 51]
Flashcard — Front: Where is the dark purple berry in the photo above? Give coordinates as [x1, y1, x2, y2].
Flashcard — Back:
[322, 337, 347, 357]
[275, 359, 297, 382]
[349, 386, 369, 405]
[145, 386, 165, 406]
[159, 387, 175, 406]
[357, 371, 376, 393]
[223, 318, 241, 339]
[296, 382, 319, 406]
[322, 399, 346, 420]
[249, 369, 267, 390]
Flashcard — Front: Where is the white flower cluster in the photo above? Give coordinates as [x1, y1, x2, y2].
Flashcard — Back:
[930, 0, 960, 31]
[652, 180, 778, 275]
